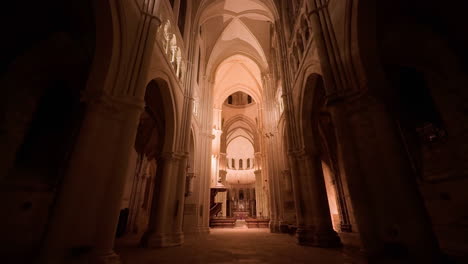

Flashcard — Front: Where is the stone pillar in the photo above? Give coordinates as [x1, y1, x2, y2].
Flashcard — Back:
[140, 152, 184, 248]
[196, 76, 215, 233]
[261, 73, 282, 229]
[172, 153, 189, 244]
[292, 151, 341, 247]
[272, 134, 288, 232]
[183, 172, 201, 233]
[218, 170, 227, 216]
[127, 165, 145, 234]
[254, 170, 264, 217]
[329, 96, 441, 262]
[39, 95, 144, 264]
[184, 132, 212, 234]
[198, 132, 214, 233]
[279, 169, 295, 231]
[264, 137, 279, 232]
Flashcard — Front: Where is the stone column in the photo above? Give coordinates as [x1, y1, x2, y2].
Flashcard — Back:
[272, 134, 288, 232]
[128, 168, 145, 233]
[183, 172, 199, 233]
[329, 96, 441, 262]
[292, 150, 341, 247]
[196, 76, 215, 233]
[264, 137, 279, 232]
[218, 170, 227, 216]
[39, 95, 144, 264]
[280, 169, 295, 231]
[254, 170, 264, 217]
[140, 152, 184, 248]
[198, 132, 214, 233]
[171, 153, 189, 244]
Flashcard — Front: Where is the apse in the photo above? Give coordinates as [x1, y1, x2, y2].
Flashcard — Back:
[226, 136, 255, 185]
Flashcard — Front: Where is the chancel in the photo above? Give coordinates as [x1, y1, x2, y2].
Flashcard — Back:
[1, 0, 468, 263]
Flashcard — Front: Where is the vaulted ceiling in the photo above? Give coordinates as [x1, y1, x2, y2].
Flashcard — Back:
[200, 0, 275, 185]
[200, 0, 275, 106]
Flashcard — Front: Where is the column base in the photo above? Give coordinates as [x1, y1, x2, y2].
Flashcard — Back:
[89, 251, 121, 264]
[269, 220, 281, 233]
[184, 226, 210, 235]
[296, 228, 342, 248]
[140, 231, 184, 248]
[279, 221, 291, 233]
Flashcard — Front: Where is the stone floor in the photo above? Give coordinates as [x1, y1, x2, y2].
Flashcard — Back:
[116, 228, 361, 264]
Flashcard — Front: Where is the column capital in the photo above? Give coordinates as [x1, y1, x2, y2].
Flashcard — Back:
[289, 148, 316, 160]
[157, 151, 186, 162]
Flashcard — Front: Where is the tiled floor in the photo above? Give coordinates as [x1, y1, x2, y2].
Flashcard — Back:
[116, 228, 361, 264]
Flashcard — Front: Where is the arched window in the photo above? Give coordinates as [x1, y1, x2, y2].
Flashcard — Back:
[239, 159, 243, 169]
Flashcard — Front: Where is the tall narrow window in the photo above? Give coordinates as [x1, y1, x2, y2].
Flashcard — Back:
[178, 0, 187, 36]
[247, 95, 252, 104]
[228, 96, 233, 104]
[247, 158, 250, 168]
[232, 159, 235, 169]
[239, 159, 243, 169]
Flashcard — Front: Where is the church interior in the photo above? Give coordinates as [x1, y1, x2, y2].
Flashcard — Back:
[1, 0, 468, 263]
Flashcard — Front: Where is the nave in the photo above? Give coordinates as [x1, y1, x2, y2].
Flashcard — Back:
[1, 0, 468, 264]
[117, 229, 360, 264]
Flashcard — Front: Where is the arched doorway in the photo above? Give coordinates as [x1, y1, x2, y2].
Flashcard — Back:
[118, 79, 168, 240]
[136, 78, 184, 248]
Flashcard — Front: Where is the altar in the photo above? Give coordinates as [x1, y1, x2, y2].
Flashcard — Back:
[233, 210, 249, 219]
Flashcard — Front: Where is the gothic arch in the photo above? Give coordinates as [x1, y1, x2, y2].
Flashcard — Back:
[0, 1, 123, 261]
[215, 84, 262, 108]
[223, 114, 260, 151]
[212, 54, 264, 107]
[144, 77, 178, 154]
[227, 131, 255, 148]
[223, 114, 258, 132]
[298, 73, 325, 155]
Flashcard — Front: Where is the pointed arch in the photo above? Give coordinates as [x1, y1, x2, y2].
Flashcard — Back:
[299, 73, 326, 155]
